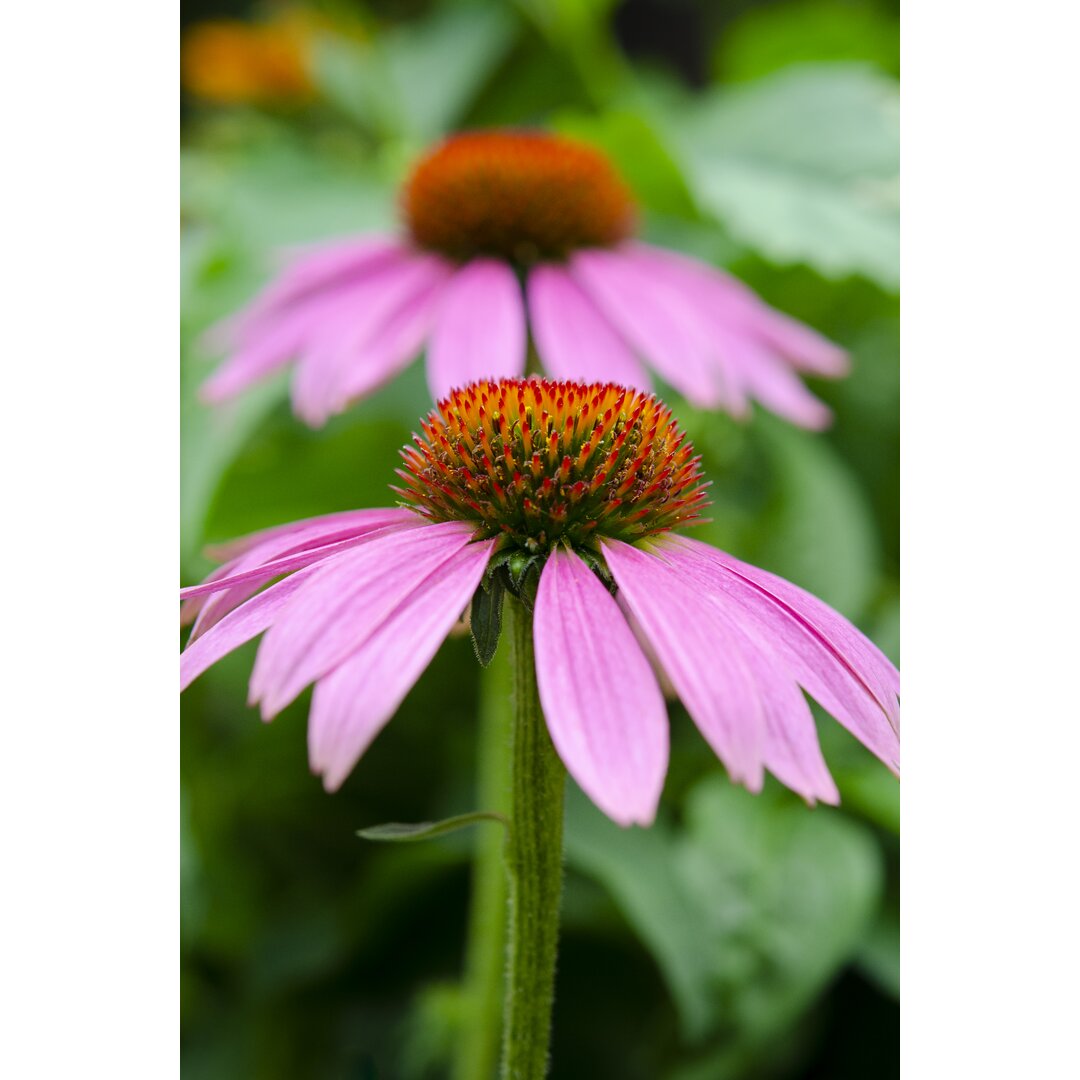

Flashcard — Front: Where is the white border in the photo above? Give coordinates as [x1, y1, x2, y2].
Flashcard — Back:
[2, 2, 178, 1076]
[904, 2, 1079, 1076]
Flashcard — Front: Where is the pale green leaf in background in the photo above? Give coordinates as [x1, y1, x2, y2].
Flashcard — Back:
[664, 64, 899, 288]
[565, 778, 882, 1058]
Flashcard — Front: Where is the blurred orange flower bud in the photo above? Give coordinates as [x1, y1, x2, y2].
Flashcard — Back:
[181, 13, 317, 106]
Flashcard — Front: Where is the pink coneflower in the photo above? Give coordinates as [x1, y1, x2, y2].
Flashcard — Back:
[202, 131, 849, 429]
[181, 379, 898, 826]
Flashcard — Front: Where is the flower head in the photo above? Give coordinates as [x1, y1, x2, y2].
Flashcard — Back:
[201, 129, 849, 429]
[181, 380, 898, 826]
[398, 379, 708, 552]
[402, 131, 635, 262]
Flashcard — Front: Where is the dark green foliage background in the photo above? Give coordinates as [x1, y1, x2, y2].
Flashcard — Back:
[181, 2, 899, 1076]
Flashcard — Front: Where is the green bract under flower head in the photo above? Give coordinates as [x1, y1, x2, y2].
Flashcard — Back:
[396, 379, 709, 559]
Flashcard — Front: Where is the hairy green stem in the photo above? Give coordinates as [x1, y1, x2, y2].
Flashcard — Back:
[500, 596, 566, 1080]
[454, 628, 512, 1080]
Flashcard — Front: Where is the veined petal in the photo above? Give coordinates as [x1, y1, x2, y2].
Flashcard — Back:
[534, 547, 668, 827]
[186, 510, 421, 641]
[425, 259, 526, 400]
[663, 536, 899, 773]
[180, 568, 316, 692]
[309, 537, 495, 791]
[249, 521, 477, 718]
[602, 540, 766, 791]
[179, 517, 420, 603]
[527, 264, 650, 390]
[202, 508, 418, 563]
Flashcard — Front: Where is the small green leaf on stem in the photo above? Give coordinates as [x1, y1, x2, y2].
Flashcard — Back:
[357, 811, 507, 844]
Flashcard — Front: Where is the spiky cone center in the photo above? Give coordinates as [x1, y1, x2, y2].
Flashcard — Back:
[402, 131, 636, 264]
[396, 380, 709, 565]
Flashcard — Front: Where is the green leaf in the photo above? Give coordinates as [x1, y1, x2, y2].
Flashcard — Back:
[715, 0, 900, 82]
[665, 64, 899, 288]
[358, 811, 508, 844]
[470, 575, 506, 668]
[312, 6, 519, 142]
[553, 109, 699, 219]
[565, 778, 881, 1055]
[856, 892, 899, 999]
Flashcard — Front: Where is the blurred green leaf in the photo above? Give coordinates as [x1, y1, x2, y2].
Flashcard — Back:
[554, 109, 699, 218]
[358, 811, 507, 843]
[665, 64, 899, 288]
[856, 891, 899, 999]
[565, 777, 882, 1055]
[716, 0, 900, 82]
[313, 5, 520, 142]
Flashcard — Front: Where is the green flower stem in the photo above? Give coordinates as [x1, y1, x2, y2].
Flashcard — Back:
[500, 595, 566, 1080]
[454, 628, 512, 1080]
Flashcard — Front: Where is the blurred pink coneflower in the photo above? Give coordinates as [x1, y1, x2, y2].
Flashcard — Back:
[202, 132, 849, 429]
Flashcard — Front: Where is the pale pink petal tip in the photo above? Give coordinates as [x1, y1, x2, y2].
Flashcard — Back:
[425, 258, 527, 400]
[195, 238, 459, 425]
[534, 548, 669, 827]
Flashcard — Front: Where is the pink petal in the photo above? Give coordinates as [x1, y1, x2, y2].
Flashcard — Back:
[527, 264, 651, 389]
[186, 510, 421, 642]
[289, 253, 452, 426]
[178, 517, 419, 603]
[304, 271, 451, 426]
[732, 345, 833, 430]
[663, 536, 899, 773]
[425, 259, 526, 400]
[249, 521, 478, 718]
[179, 568, 315, 692]
[626, 243, 849, 377]
[206, 236, 403, 349]
[202, 508, 418, 563]
[308, 537, 495, 791]
[601, 540, 766, 791]
[534, 547, 668, 827]
[569, 248, 722, 407]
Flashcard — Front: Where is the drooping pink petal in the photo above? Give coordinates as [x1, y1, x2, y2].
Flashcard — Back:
[205, 236, 403, 350]
[425, 259, 526, 400]
[625, 243, 849, 377]
[179, 568, 316, 692]
[289, 253, 453, 425]
[178, 518, 419, 603]
[202, 508, 418, 563]
[533, 547, 668, 827]
[569, 248, 722, 407]
[303, 271, 452, 426]
[527, 264, 651, 389]
[730, 344, 833, 430]
[308, 537, 495, 791]
[662, 535, 899, 773]
[186, 510, 421, 642]
[249, 521, 478, 718]
[601, 540, 766, 792]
